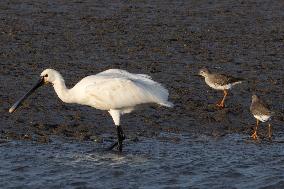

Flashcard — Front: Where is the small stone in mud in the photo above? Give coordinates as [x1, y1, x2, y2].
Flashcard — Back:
[22, 134, 32, 140]
[90, 135, 103, 143]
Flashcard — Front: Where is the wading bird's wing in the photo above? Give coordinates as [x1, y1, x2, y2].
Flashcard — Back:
[85, 77, 173, 110]
[250, 99, 272, 116]
[210, 74, 243, 86]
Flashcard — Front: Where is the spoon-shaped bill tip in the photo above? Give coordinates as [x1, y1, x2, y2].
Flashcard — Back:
[9, 106, 16, 113]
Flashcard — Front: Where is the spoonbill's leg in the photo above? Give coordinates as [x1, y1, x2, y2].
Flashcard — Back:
[216, 90, 228, 108]
[108, 126, 125, 152]
[108, 110, 126, 152]
[251, 119, 259, 140]
[108, 126, 126, 152]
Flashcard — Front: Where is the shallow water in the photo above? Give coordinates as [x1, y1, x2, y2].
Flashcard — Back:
[1, 132, 284, 189]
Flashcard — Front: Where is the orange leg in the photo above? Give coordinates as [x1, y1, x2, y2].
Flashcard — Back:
[251, 119, 259, 140]
[268, 123, 272, 139]
[216, 90, 228, 108]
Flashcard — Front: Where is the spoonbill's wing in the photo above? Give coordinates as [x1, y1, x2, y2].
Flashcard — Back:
[96, 69, 152, 80]
[85, 77, 172, 110]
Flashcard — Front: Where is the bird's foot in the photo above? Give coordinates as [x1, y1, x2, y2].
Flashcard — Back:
[107, 141, 118, 151]
[107, 134, 126, 152]
[117, 134, 126, 152]
[216, 102, 225, 108]
[251, 131, 258, 140]
[106, 125, 126, 152]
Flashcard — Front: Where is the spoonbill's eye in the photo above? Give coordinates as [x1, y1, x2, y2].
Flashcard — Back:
[45, 74, 48, 77]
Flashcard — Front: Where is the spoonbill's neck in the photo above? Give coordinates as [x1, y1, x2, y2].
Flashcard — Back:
[52, 76, 74, 103]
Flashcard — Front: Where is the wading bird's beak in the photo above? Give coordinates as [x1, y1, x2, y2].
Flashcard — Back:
[192, 74, 202, 77]
[9, 77, 45, 113]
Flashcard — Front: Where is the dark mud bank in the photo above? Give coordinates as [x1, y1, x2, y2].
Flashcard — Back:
[1, 0, 283, 143]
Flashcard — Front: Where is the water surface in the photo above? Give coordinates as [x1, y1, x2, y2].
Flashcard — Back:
[1, 133, 284, 188]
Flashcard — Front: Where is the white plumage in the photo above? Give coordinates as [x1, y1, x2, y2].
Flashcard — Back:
[58, 69, 173, 125]
[205, 78, 242, 90]
[253, 115, 271, 123]
[81, 69, 173, 110]
[9, 68, 173, 151]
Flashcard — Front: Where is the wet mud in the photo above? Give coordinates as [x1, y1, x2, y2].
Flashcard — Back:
[1, 0, 283, 142]
[0, 0, 284, 188]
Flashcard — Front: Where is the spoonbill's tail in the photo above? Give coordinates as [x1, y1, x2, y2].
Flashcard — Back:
[159, 101, 174, 108]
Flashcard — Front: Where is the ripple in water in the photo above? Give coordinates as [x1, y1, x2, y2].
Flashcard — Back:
[1, 132, 284, 188]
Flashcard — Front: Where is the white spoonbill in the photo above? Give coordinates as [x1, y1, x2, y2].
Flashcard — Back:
[9, 69, 173, 152]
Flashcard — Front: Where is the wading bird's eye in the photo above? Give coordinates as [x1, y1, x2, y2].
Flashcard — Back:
[45, 74, 48, 77]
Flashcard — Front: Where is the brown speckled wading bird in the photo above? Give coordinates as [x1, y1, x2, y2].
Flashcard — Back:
[250, 95, 273, 140]
[199, 68, 243, 108]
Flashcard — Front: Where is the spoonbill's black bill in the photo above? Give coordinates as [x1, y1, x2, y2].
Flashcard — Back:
[9, 77, 45, 113]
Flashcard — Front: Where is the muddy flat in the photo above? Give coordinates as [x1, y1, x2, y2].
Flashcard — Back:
[0, 0, 284, 188]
